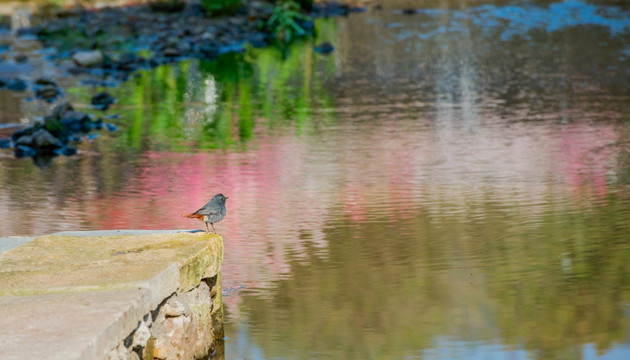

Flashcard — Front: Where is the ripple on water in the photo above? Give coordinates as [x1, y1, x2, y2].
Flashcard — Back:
[1, 1, 630, 359]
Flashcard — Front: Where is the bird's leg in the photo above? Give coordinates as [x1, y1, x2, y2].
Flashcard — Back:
[211, 223, 216, 233]
[205, 222, 210, 233]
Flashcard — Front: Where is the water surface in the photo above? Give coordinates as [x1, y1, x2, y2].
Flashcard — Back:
[1, 1, 630, 359]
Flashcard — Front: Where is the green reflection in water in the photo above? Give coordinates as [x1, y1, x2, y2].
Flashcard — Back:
[62, 18, 338, 154]
[240, 195, 630, 359]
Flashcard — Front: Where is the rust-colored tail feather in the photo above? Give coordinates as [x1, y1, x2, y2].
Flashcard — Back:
[182, 213, 204, 219]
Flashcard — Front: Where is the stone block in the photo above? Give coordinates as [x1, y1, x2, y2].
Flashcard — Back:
[0, 230, 223, 360]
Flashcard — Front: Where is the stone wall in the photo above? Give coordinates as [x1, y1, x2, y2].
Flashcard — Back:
[108, 275, 224, 360]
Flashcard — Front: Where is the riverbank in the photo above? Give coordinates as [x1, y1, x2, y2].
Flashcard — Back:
[2, 0, 362, 76]
[0, 1, 363, 164]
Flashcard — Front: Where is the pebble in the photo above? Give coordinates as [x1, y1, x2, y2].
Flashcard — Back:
[35, 84, 61, 102]
[14, 144, 36, 157]
[163, 47, 181, 57]
[314, 41, 335, 55]
[15, 54, 28, 63]
[72, 50, 104, 67]
[0, 78, 27, 91]
[91, 91, 116, 110]
[35, 78, 58, 86]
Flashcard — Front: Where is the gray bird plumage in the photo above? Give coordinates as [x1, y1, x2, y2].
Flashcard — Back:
[183, 193, 228, 233]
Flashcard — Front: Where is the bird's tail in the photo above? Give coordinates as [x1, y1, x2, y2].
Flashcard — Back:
[182, 213, 205, 219]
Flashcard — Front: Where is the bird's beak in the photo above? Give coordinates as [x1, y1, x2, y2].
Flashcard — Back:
[226, 197, 229, 199]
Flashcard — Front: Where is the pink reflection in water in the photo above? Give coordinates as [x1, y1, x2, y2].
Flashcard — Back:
[554, 123, 617, 203]
[0, 113, 624, 311]
[86, 120, 623, 295]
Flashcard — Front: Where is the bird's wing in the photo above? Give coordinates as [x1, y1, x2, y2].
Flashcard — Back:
[194, 205, 221, 216]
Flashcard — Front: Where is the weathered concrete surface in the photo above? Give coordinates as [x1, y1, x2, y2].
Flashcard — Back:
[0, 230, 223, 360]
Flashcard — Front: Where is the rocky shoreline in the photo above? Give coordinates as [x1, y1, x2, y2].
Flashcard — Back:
[0, 1, 364, 166]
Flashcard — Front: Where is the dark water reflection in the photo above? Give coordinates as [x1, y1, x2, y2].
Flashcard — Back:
[2, 0, 630, 359]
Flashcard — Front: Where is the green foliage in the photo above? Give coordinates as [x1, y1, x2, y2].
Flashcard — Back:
[59, 24, 336, 153]
[201, 0, 242, 15]
[266, 1, 309, 44]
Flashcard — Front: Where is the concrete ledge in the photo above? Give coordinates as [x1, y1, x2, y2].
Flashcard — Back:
[0, 230, 224, 360]
[0, 236, 35, 254]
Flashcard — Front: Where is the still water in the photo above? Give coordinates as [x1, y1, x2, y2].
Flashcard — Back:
[2, 1, 630, 359]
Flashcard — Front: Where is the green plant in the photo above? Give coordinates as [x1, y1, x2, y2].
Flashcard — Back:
[266, 1, 309, 44]
[201, 0, 242, 15]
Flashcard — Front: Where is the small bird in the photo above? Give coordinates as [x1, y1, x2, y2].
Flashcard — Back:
[182, 194, 228, 233]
